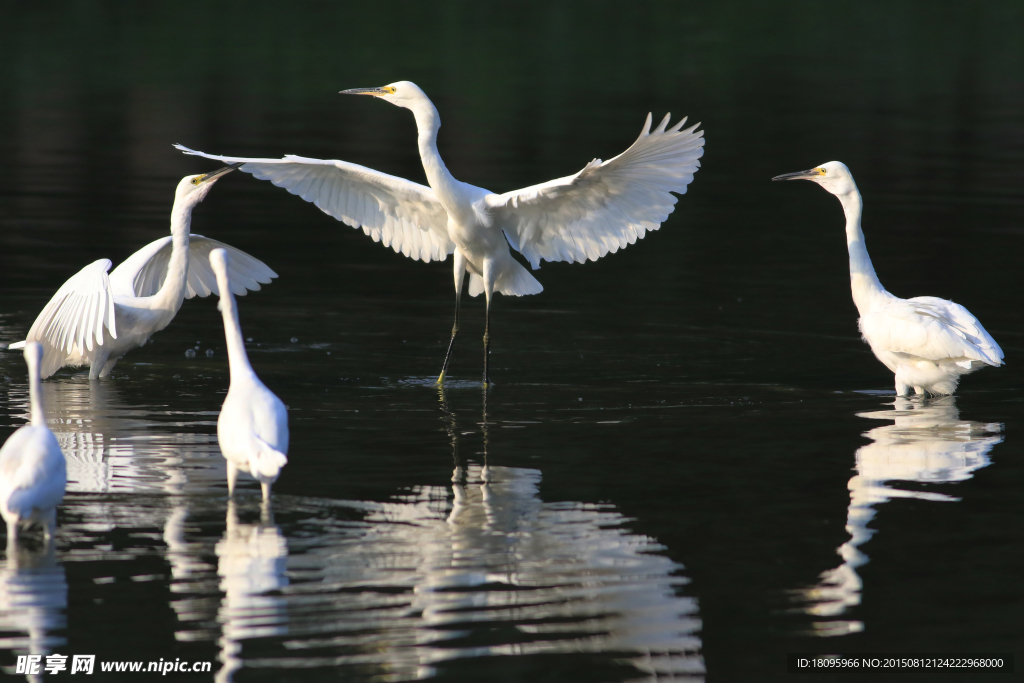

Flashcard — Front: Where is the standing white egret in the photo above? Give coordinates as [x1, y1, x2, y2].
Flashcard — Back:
[6, 165, 278, 379]
[209, 248, 288, 501]
[773, 161, 1003, 395]
[0, 342, 67, 546]
[176, 81, 704, 384]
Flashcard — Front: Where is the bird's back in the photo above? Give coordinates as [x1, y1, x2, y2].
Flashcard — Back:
[860, 296, 1003, 367]
[0, 426, 67, 517]
[221, 377, 289, 456]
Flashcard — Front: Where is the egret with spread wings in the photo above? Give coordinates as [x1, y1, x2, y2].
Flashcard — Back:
[773, 161, 1003, 395]
[7, 165, 278, 379]
[176, 81, 704, 385]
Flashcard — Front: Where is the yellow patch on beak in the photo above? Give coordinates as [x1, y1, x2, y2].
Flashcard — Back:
[381, 86, 396, 95]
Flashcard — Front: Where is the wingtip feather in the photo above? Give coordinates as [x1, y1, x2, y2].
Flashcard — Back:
[641, 113, 653, 137]
[669, 116, 689, 133]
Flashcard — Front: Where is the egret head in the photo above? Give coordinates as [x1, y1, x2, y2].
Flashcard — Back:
[772, 161, 857, 196]
[175, 163, 243, 206]
[209, 246, 229, 278]
[340, 81, 429, 110]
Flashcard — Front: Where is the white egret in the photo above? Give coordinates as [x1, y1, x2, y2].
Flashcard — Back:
[7, 165, 278, 379]
[209, 248, 288, 500]
[0, 342, 67, 546]
[773, 161, 1003, 395]
[176, 81, 704, 384]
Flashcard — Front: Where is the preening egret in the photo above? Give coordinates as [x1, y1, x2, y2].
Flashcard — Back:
[773, 161, 1003, 395]
[7, 165, 278, 379]
[0, 342, 67, 546]
[176, 81, 704, 384]
[209, 248, 288, 500]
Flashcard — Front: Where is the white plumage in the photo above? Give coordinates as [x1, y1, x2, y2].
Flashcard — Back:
[209, 248, 289, 500]
[0, 342, 67, 546]
[774, 161, 1003, 395]
[177, 80, 704, 384]
[6, 166, 278, 379]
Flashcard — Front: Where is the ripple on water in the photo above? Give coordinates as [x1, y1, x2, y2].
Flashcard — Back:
[143, 464, 706, 681]
[789, 397, 1002, 637]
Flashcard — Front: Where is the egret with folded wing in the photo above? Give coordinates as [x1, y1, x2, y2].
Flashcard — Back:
[773, 161, 1003, 395]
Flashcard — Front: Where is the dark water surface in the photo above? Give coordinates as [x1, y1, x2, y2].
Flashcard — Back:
[1, 3, 1022, 681]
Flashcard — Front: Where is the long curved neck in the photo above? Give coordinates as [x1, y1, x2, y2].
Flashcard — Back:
[150, 200, 193, 311]
[410, 100, 463, 215]
[219, 289, 257, 382]
[28, 358, 45, 428]
[839, 190, 889, 315]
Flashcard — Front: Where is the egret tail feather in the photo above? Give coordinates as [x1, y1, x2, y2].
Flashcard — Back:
[252, 437, 288, 479]
[467, 260, 543, 298]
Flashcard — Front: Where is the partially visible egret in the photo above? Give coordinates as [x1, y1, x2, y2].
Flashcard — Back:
[0, 342, 67, 546]
[209, 248, 288, 500]
[176, 81, 704, 384]
[773, 161, 1003, 395]
[7, 165, 277, 379]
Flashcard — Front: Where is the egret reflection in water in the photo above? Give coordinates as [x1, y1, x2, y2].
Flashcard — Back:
[0, 543, 67, 682]
[795, 397, 1001, 637]
[161, 390, 704, 681]
[214, 501, 289, 683]
[28, 378, 223, 496]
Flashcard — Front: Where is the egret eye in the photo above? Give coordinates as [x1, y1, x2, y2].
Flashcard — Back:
[191, 177, 201, 185]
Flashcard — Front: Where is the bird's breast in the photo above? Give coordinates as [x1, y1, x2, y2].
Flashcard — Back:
[448, 218, 509, 263]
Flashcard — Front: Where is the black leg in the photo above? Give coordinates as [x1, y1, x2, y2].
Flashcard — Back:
[437, 291, 461, 384]
[483, 296, 491, 386]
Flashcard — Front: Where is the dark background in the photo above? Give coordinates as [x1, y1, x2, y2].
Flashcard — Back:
[1, 2, 1021, 681]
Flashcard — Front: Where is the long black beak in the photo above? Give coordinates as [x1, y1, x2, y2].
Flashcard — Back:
[340, 87, 387, 96]
[772, 169, 820, 182]
[201, 162, 243, 183]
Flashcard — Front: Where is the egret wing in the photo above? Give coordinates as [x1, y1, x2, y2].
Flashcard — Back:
[175, 145, 454, 263]
[184, 236, 278, 298]
[482, 113, 704, 269]
[860, 298, 1004, 366]
[907, 296, 1004, 364]
[109, 235, 277, 299]
[109, 236, 173, 298]
[25, 259, 116, 374]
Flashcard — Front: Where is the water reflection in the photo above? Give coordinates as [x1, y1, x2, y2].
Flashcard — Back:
[161, 390, 704, 681]
[0, 543, 67, 682]
[796, 397, 1002, 636]
[214, 501, 289, 683]
[2, 373, 705, 680]
[31, 378, 223, 495]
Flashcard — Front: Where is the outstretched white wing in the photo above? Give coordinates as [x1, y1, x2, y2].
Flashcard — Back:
[483, 113, 704, 269]
[861, 296, 1004, 367]
[108, 235, 278, 299]
[175, 144, 454, 263]
[23, 259, 116, 376]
